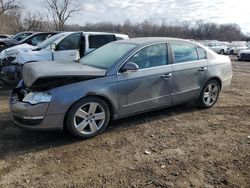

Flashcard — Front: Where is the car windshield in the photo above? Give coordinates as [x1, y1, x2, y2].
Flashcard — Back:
[36, 33, 66, 49]
[13, 33, 32, 41]
[80, 42, 137, 69]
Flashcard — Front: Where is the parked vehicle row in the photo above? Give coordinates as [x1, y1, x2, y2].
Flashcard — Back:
[0, 31, 128, 85]
[0, 32, 56, 52]
[199, 40, 249, 57]
[9, 37, 232, 138]
[207, 43, 227, 54]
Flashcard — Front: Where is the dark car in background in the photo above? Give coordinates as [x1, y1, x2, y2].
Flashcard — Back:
[0, 34, 11, 39]
[238, 48, 250, 61]
[0, 32, 34, 51]
[0, 32, 58, 52]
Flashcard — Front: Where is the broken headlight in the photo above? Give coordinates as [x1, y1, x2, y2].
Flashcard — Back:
[23, 92, 52, 105]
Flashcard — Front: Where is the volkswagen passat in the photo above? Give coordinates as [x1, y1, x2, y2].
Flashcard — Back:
[9, 38, 232, 138]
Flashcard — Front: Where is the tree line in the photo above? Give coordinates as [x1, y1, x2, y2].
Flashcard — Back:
[0, 0, 249, 41]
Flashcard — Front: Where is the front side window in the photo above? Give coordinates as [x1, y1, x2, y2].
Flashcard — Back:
[171, 41, 199, 63]
[129, 43, 168, 69]
[89, 35, 116, 49]
[197, 46, 207, 60]
[57, 33, 81, 51]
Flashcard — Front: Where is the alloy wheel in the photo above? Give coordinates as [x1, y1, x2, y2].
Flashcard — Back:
[73, 102, 106, 135]
[203, 83, 219, 107]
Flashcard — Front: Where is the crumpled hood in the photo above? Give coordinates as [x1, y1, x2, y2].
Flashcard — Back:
[0, 43, 34, 59]
[22, 61, 107, 87]
[13, 49, 51, 65]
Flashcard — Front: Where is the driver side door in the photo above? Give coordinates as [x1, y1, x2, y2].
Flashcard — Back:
[117, 43, 172, 116]
[53, 33, 82, 63]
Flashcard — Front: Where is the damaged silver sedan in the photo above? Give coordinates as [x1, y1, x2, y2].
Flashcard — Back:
[9, 38, 232, 138]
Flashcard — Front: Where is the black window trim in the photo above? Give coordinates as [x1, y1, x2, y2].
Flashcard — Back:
[196, 45, 207, 60]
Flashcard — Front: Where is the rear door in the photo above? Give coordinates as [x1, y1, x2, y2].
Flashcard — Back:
[86, 35, 116, 55]
[53, 33, 82, 63]
[170, 41, 208, 105]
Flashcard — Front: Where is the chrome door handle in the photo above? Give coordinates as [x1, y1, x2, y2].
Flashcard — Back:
[161, 73, 172, 78]
[198, 67, 207, 71]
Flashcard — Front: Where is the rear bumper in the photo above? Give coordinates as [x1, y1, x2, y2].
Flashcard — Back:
[222, 76, 232, 89]
[9, 91, 64, 130]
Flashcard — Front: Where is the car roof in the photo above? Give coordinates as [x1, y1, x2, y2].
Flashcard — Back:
[69, 31, 128, 37]
[114, 37, 195, 45]
[82, 31, 122, 35]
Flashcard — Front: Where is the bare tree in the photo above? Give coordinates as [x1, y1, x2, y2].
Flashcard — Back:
[44, 0, 80, 31]
[0, 0, 20, 15]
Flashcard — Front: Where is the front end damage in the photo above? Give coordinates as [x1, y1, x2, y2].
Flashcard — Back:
[9, 61, 107, 130]
[0, 58, 22, 85]
[9, 81, 64, 130]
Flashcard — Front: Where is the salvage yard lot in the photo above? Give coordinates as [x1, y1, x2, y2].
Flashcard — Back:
[0, 58, 249, 187]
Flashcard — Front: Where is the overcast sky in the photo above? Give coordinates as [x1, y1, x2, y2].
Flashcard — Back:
[23, 0, 250, 33]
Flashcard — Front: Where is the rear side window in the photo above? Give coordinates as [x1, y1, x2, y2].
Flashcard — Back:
[171, 41, 199, 63]
[197, 46, 207, 60]
[89, 35, 116, 49]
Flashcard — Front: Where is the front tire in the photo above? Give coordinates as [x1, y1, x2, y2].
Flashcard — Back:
[66, 97, 110, 139]
[197, 80, 220, 109]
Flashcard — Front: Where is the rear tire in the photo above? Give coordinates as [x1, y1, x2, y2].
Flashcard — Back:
[219, 49, 224, 54]
[66, 97, 110, 139]
[197, 80, 220, 109]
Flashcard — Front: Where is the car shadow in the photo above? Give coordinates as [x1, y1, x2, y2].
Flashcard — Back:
[0, 103, 199, 159]
[108, 103, 199, 131]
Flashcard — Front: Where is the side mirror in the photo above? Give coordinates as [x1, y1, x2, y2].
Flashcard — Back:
[50, 43, 57, 51]
[120, 62, 139, 73]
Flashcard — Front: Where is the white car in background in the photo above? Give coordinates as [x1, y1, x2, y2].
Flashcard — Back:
[208, 43, 227, 54]
[13, 32, 129, 65]
[226, 43, 248, 55]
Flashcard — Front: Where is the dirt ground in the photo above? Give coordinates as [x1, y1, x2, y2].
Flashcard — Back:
[0, 57, 249, 188]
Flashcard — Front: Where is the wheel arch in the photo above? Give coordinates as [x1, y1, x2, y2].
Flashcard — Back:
[63, 94, 116, 131]
[204, 77, 222, 90]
